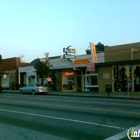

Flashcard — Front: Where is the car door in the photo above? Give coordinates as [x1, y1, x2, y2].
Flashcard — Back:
[23, 84, 29, 93]
[28, 84, 34, 93]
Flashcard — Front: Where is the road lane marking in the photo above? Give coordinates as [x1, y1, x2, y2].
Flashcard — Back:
[1, 96, 13, 98]
[37, 98, 140, 107]
[104, 124, 140, 140]
[0, 99, 140, 115]
[0, 108, 126, 130]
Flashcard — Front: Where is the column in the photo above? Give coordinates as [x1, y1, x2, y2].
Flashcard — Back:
[35, 71, 37, 84]
[26, 72, 28, 84]
[131, 65, 134, 93]
[18, 72, 21, 85]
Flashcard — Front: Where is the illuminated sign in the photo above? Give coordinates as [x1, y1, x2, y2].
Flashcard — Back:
[73, 59, 90, 64]
[64, 72, 74, 76]
[90, 42, 98, 63]
[46, 77, 52, 82]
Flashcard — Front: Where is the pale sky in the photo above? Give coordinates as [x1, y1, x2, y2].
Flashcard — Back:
[0, 0, 140, 62]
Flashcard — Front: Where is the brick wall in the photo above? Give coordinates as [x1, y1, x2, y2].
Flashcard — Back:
[1, 57, 21, 71]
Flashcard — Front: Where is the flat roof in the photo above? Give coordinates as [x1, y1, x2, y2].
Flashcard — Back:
[96, 59, 140, 67]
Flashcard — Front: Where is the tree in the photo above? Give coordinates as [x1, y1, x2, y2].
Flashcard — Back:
[0, 55, 2, 64]
[0, 55, 3, 71]
[85, 42, 109, 54]
[0, 55, 2, 91]
[34, 58, 50, 84]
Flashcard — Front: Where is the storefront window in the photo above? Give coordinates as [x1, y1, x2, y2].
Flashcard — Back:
[113, 65, 131, 92]
[84, 74, 98, 87]
[134, 65, 140, 92]
[62, 71, 75, 90]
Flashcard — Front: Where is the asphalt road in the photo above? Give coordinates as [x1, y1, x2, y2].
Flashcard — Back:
[0, 92, 140, 140]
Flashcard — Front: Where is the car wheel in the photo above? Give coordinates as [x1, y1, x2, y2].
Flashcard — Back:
[20, 90, 23, 94]
[32, 90, 35, 95]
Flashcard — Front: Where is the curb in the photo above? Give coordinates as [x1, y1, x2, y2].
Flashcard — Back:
[47, 93, 140, 100]
[1, 90, 140, 100]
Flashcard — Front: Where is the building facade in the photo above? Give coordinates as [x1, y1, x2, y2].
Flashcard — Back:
[98, 42, 140, 93]
[0, 57, 27, 89]
[18, 53, 105, 92]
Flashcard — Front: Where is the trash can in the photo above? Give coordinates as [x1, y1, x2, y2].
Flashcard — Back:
[105, 84, 112, 96]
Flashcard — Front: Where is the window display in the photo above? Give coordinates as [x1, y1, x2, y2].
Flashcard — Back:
[134, 66, 140, 92]
[84, 74, 98, 87]
[62, 71, 75, 91]
[113, 65, 131, 92]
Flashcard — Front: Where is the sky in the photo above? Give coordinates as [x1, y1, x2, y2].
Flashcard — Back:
[0, 0, 140, 63]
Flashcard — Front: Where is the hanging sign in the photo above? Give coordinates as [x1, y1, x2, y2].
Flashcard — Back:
[86, 63, 95, 72]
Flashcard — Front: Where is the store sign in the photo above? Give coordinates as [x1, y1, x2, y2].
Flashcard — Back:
[46, 77, 52, 82]
[73, 59, 91, 64]
[86, 63, 95, 72]
[63, 46, 77, 61]
[89, 42, 98, 63]
[63, 48, 75, 53]
[63, 54, 76, 59]
[64, 72, 74, 76]
[125, 66, 130, 78]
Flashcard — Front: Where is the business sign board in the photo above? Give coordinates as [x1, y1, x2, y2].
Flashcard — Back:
[64, 72, 74, 76]
[63, 46, 77, 61]
[63, 48, 75, 53]
[46, 77, 52, 82]
[63, 54, 76, 59]
[73, 59, 91, 64]
[89, 42, 98, 63]
[86, 63, 95, 72]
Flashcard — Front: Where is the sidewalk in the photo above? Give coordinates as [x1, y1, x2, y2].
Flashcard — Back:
[1, 90, 140, 100]
[0, 122, 69, 140]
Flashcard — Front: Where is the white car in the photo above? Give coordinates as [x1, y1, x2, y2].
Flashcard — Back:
[19, 84, 49, 95]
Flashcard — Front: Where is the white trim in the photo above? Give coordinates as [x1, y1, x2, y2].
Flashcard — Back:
[84, 73, 98, 76]
[84, 74, 99, 88]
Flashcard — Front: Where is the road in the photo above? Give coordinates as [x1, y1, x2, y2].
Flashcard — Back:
[0, 92, 140, 140]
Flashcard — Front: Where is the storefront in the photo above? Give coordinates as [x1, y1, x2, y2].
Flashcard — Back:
[17, 53, 104, 92]
[113, 64, 140, 92]
[62, 69, 82, 91]
[98, 59, 140, 93]
[84, 73, 98, 91]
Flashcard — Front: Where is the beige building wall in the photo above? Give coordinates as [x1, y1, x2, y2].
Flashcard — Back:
[98, 66, 113, 93]
[105, 42, 140, 62]
[56, 70, 62, 91]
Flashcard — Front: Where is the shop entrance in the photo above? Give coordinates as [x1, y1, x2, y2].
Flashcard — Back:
[76, 75, 82, 91]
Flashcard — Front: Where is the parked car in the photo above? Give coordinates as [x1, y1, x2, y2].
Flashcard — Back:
[19, 83, 49, 95]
